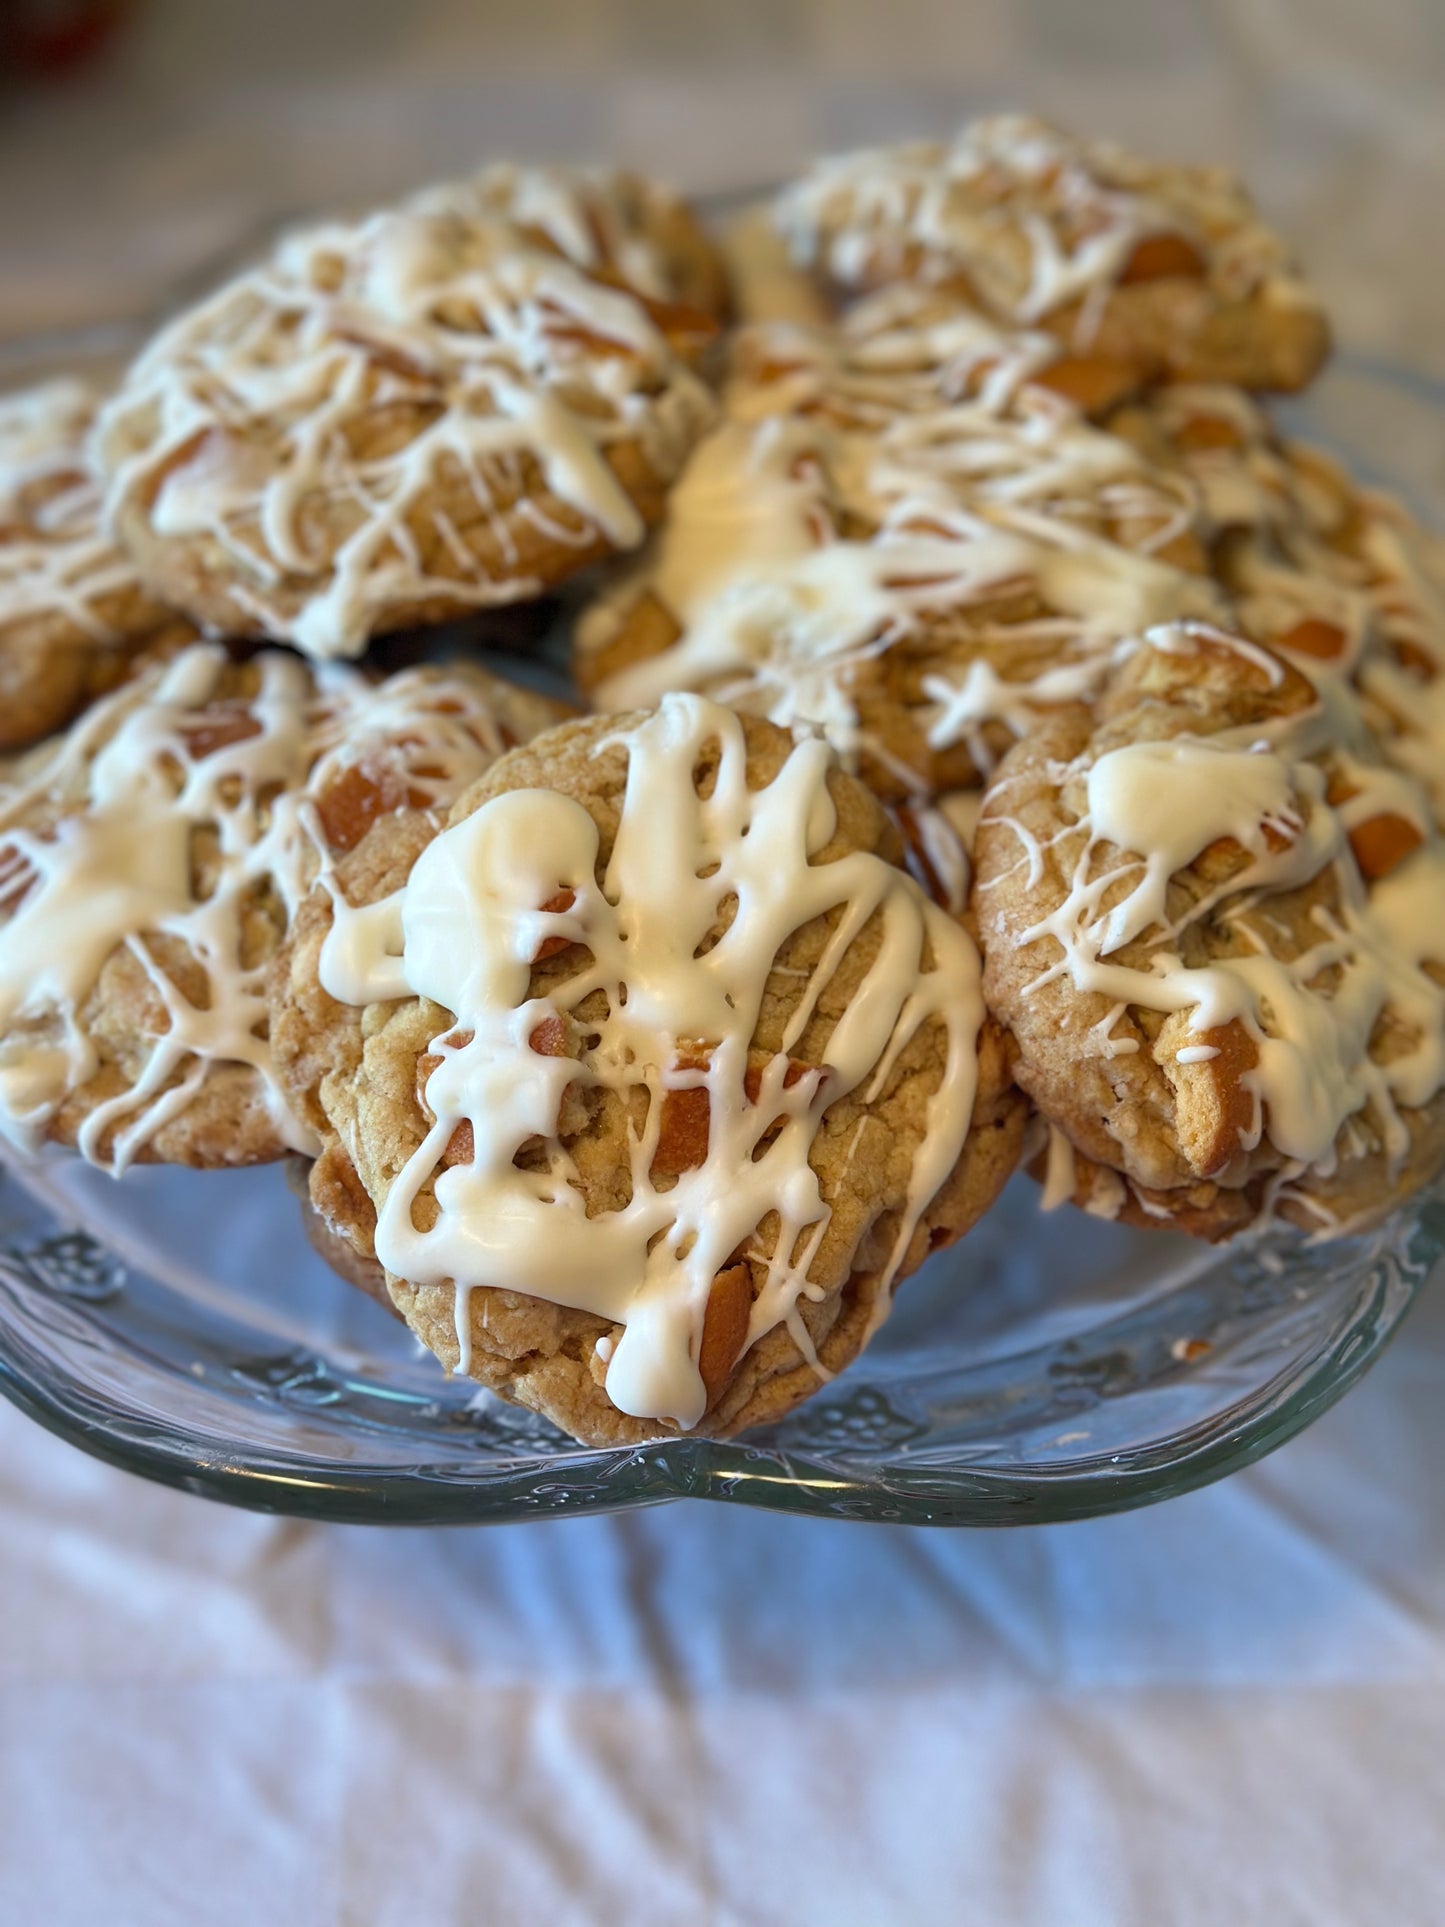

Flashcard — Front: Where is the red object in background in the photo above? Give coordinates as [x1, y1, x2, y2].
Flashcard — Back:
[0, 0, 131, 76]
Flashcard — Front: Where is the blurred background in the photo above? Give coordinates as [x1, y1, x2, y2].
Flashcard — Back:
[3, 0, 1445, 376]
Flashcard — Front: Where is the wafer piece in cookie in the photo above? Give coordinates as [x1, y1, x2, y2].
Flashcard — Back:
[0, 379, 196, 752]
[97, 204, 716, 660]
[0, 641, 570, 1170]
[575, 305, 1220, 800]
[273, 696, 1025, 1445]
[974, 620, 1445, 1239]
[412, 162, 730, 322]
[777, 115, 1328, 392]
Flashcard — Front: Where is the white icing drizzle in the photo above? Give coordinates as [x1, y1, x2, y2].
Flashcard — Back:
[720, 204, 833, 327]
[98, 207, 714, 659]
[410, 163, 711, 308]
[894, 799, 973, 915]
[317, 891, 409, 1009]
[0, 643, 534, 1169]
[580, 309, 1218, 784]
[1131, 383, 1299, 534]
[776, 115, 1313, 323]
[358, 694, 982, 1429]
[982, 625, 1445, 1179]
[0, 379, 147, 641]
[1128, 385, 1445, 832]
[1084, 737, 1319, 953]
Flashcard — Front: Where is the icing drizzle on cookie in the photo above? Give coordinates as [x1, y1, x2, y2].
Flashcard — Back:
[412, 162, 715, 309]
[369, 693, 983, 1429]
[580, 309, 1218, 783]
[0, 643, 536, 1168]
[776, 114, 1313, 324]
[1122, 383, 1445, 831]
[981, 623, 1445, 1182]
[98, 208, 714, 659]
[0, 379, 147, 640]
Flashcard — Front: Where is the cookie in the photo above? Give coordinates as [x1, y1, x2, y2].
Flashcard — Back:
[97, 203, 717, 660]
[0, 378, 195, 752]
[275, 696, 1025, 1445]
[0, 641, 569, 1170]
[719, 202, 834, 329]
[1110, 382, 1445, 826]
[777, 115, 1329, 392]
[575, 308, 1221, 800]
[973, 620, 1445, 1237]
[412, 162, 729, 322]
[746, 280, 1156, 417]
[284, 1152, 396, 1314]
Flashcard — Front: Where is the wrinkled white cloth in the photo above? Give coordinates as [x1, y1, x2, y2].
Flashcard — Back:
[1, 1273, 1443, 1926]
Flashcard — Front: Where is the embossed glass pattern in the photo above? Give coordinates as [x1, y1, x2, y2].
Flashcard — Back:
[0, 1124, 1439, 1526]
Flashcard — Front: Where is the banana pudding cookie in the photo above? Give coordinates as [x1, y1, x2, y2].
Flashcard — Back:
[0, 641, 568, 1170]
[777, 115, 1329, 392]
[275, 695, 1024, 1444]
[974, 621, 1445, 1239]
[576, 307, 1220, 800]
[412, 162, 729, 323]
[97, 203, 716, 661]
[0, 378, 195, 752]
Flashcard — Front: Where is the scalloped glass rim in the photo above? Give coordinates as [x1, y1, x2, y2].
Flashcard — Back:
[0, 1156, 1440, 1527]
[0, 308, 1442, 1524]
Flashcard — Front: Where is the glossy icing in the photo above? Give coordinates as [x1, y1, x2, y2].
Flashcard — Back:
[336, 694, 986, 1428]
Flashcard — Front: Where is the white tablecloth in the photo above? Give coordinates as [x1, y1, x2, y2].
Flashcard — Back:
[2, 1275, 1443, 1926]
[4, 4, 1445, 1919]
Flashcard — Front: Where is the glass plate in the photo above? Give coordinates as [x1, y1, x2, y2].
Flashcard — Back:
[0, 337, 1442, 1527]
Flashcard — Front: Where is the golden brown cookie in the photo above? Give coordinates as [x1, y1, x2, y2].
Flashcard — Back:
[1109, 382, 1445, 827]
[729, 282, 1154, 421]
[1029, 1110, 1445, 1244]
[973, 620, 1445, 1238]
[575, 304, 1221, 800]
[719, 202, 834, 329]
[412, 162, 730, 322]
[285, 1152, 397, 1314]
[273, 696, 1025, 1445]
[97, 203, 716, 660]
[777, 115, 1329, 392]
[0, 642, 569, 1170]
[0, 378, 195, 752]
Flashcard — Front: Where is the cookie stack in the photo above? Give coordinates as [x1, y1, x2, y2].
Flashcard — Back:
[2, 124, 1442, 1447]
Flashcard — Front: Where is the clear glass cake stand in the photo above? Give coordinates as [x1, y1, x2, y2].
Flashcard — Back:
[1, 295, 1442, 1526]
